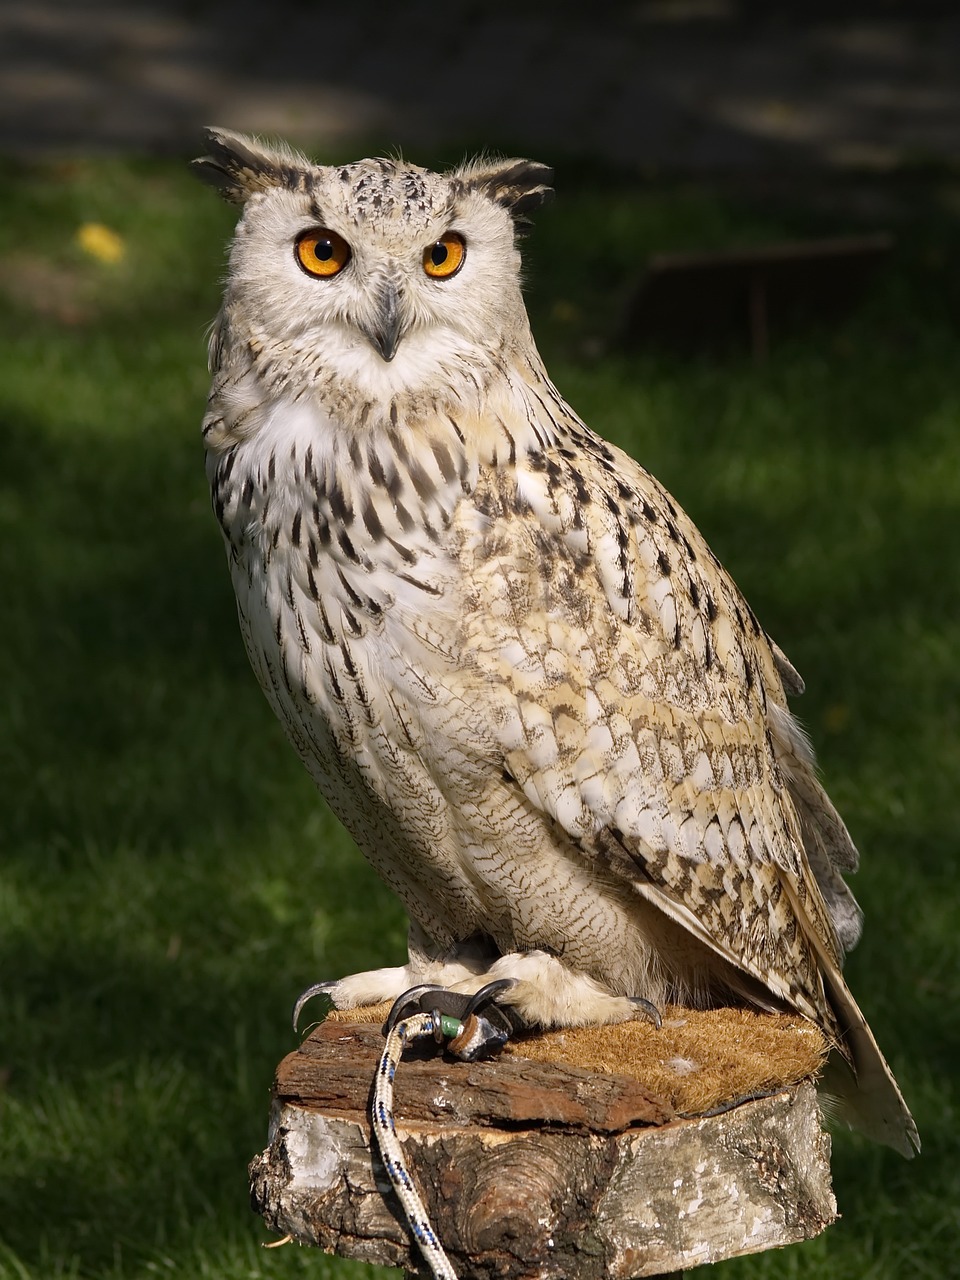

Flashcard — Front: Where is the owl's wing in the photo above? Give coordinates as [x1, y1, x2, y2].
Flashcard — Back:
[457, 427, 848, 1036]
[456, 426, 923, 1157]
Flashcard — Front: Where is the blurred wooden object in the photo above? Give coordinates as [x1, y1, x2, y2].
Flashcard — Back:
[249, 1016, 837, 1279]
[623, 233, 893, 358]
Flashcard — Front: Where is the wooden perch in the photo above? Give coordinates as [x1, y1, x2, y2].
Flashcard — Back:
[250, 1010, 837, 1278]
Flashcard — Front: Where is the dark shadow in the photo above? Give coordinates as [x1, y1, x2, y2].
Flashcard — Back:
[1, 0, 960, 177]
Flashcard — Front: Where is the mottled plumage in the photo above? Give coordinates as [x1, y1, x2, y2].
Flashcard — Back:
[194, 128, 917, 1156]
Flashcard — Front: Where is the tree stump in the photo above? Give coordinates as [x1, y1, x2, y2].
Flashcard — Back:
[249, 1008, 837, 1278]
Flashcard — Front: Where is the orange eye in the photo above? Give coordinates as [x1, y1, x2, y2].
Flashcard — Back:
[423, 231, 465, 279]
[295, 228, 351, 278]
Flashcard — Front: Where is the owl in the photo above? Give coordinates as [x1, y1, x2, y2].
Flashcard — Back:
[194, 128, 918, 1156]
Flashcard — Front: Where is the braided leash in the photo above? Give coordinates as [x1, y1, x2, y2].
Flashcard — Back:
[372, 1011, 464, 1280]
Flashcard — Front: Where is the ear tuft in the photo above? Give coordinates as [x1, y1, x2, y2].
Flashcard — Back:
[458, 157, 554, 225]
[191, 127, 312, 204]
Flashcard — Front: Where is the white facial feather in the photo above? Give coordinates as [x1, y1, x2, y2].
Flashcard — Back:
[213, 157, 533, 409]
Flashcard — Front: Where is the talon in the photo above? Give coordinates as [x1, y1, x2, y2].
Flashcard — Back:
[383, 984, 450, 1035]
[630, 996, 662, 1029]
[462, 978, 516, 1019]
[292, 981, 337, 1032]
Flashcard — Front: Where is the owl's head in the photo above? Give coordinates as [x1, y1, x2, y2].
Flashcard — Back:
[194, 129, 553, 402]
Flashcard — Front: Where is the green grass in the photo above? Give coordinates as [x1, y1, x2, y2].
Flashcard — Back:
[1, 152, 958, 1279]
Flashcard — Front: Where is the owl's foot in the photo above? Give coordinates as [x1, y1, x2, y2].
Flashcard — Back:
[293, 950, 663, 1035]
[292, 951, 496, 1031]
[293, 965, 414, 1030]
[479, 950, 663, 1031]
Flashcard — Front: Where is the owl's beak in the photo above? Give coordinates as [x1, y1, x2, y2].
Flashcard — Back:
[363, 283, 404, 362]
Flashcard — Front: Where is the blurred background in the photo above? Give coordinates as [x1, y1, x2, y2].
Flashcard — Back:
[5, 0, 960, 169]
[1, 3, 958, 1279]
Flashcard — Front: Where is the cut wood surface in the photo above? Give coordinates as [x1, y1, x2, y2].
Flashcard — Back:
[250, 1014, 837, 1279]
[323, 1002, 828, 1116]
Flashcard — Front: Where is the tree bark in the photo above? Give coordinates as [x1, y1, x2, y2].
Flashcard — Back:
[250, 1020, 836, 1279]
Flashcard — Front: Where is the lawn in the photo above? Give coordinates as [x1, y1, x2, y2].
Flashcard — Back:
[0, 148, 958, 1280]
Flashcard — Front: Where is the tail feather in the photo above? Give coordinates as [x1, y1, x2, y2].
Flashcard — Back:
[820, 965, 920, 1158]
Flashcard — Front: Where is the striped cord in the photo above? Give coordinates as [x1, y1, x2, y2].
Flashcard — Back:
[372, 1011, 462, 1280]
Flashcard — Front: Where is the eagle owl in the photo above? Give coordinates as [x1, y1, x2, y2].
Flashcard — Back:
[194, 129, 917, 1156]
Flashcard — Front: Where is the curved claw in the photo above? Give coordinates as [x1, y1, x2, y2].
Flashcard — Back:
[383, 984, 448, 1035]
[462, 978, 516, 1019]
[292, 981, 337, 1032]
[630, 996, 662, 1030]
[382, 978, 518, 1041]
[381, 978, 520, 1062]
